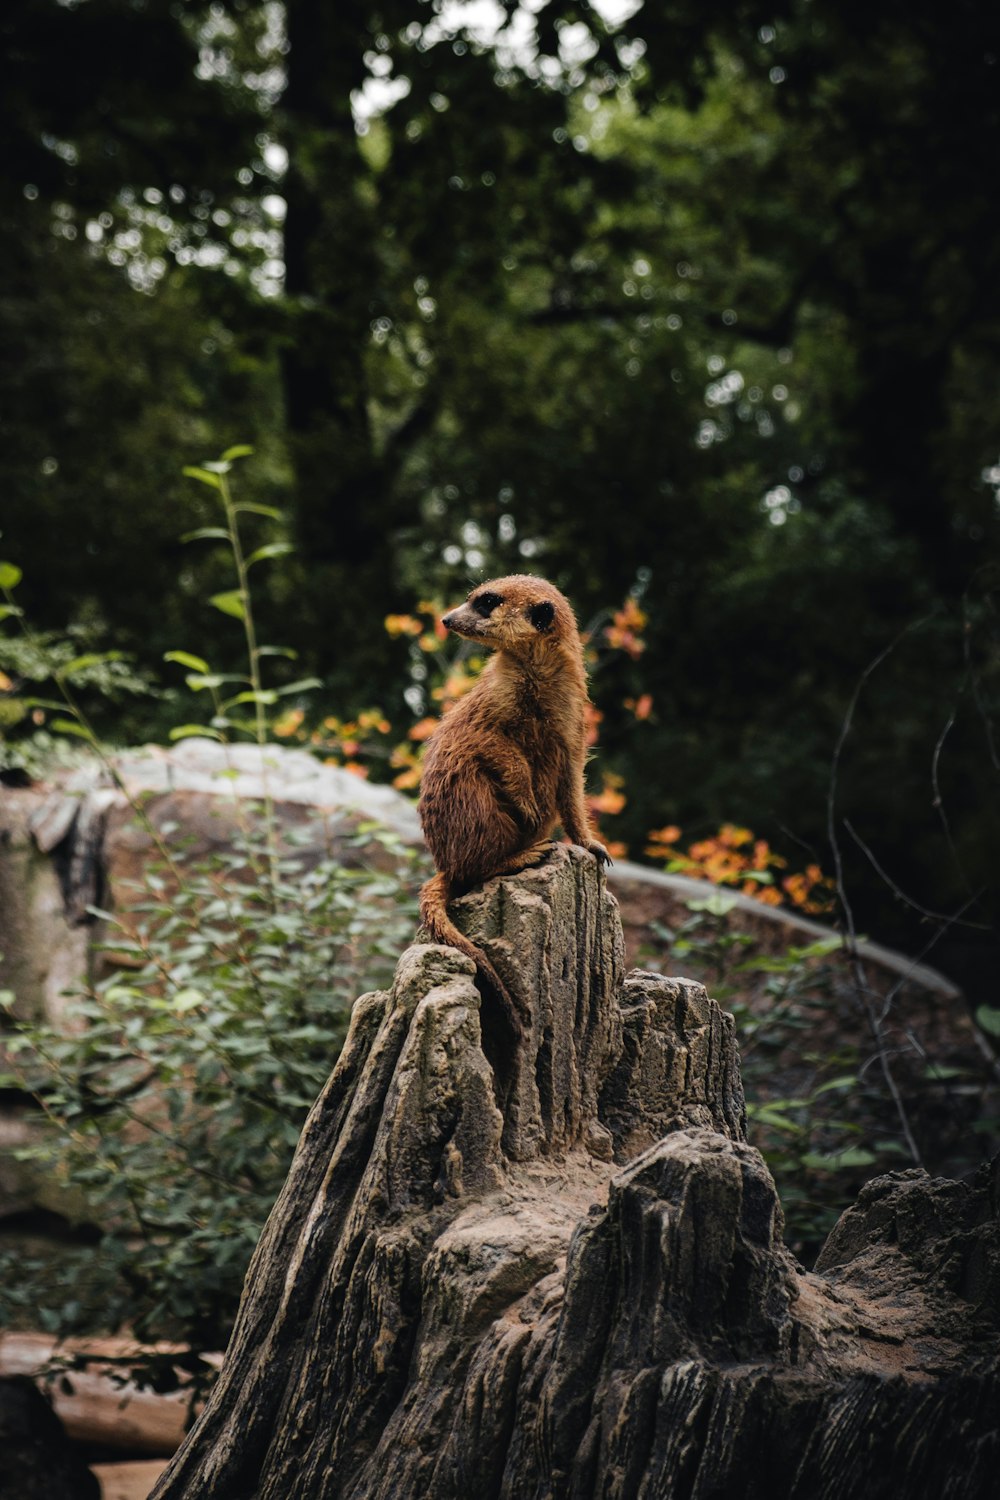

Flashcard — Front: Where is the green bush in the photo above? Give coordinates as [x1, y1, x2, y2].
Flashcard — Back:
[0, 819, 420, 1380]
[0, 451, 421, 1392]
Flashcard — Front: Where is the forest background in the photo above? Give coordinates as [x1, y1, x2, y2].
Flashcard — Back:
[3, 0, 1000, 1004]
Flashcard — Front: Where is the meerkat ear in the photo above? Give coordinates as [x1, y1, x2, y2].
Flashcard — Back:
[528, 601, 555, 632]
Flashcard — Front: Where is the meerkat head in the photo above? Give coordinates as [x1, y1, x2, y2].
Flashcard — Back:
[441, 575, 580, 658]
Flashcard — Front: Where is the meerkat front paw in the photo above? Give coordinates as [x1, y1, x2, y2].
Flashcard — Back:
[587, 839, 612, 867]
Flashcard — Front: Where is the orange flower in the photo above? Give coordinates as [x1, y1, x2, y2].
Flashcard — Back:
[357, 710, 391, 734]
[604, 596, 649, 659]
[627, 693, 653, 720]
[408, 717, 439, 742]
[648, 824, 682, 846]
[589, 786, 626, 816]
[583, 701, 603, 747]
[384, 613, 423, 638]
[273, 707, 305, 739]
[646, 818, 834, 913]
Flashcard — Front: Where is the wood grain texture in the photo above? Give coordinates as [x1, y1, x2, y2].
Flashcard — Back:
[149, 846, 1000, 1500]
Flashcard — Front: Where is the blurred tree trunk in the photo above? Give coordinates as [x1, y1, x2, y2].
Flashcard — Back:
[279, 0, 400, 694]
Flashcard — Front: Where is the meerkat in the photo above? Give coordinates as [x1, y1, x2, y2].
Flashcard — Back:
[418, 574, 610, 1039]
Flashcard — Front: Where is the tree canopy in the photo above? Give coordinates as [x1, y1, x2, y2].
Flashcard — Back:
[3, 0, 999, 987]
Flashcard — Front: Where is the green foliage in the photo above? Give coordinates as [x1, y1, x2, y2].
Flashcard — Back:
[3, 0, 999, 968]
[650, 901, 993, 1257]
[0, 617, 156, 776]
[0, 822, 419, 1371]
[0, 468, 421, 1382]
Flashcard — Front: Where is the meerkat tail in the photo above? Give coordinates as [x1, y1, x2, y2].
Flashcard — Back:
[419, 872, 526, 1041]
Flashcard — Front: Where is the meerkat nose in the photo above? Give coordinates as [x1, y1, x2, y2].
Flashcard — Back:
[442, 613, 455, 629]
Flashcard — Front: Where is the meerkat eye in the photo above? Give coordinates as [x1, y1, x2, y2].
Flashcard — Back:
[528, 601, 555, 631]
[472, 591, 503, 618]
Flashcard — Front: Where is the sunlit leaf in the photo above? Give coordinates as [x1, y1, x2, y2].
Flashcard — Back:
[171, 988, 204, 1013]
[182, 466, 223, 490]
[164, 651, 211, 674]
[233, 502, 282, 519]
[181, 528, 230, 544]
[51, 718, 95, 740]
[224, 690, 279, 707]
[246, 542, 293, 567]
[257, 645, 298, 659]
[168, 724, 226, 742]
[0, 562, 23, 590]
[274, 677, 323, 696]
[57, 652, 123, 679]
[221, 445, 255, 462]
[209, 591, 246, 620]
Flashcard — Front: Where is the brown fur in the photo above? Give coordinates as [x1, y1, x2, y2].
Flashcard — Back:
[418, 575, 610, 1038]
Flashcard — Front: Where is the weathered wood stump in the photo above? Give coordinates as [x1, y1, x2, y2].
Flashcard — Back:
[150, 846, 1000, 1500]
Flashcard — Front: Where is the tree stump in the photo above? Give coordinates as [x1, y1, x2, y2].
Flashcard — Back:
[150, 846, 1000, 1500]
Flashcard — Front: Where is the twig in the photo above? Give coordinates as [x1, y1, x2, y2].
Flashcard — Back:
[827, 621, 934, 1166]
[843, 818, 989, 931]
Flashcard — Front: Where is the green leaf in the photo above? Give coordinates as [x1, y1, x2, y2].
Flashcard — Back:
[788, 937, 842, 960]
[0, 604, 23, 621]
[182, 466, 223, 490]
[686, 892, 738, 916]
[801, 1148, 877, 1171]
[181, 528, 230, 544]
[256, 645, 298, 660]
[171, 988, 204, 1013]
[224, 690, 278, 707]
[209, 591, 246, 621]
[221, 445, 255, 462]
[274, 677, 323, 697]
[812, 1074, 858, 1097]
[748, 1107, 803, 1135]
[0, 562, 23, 590]
[975, 1005, 1000, 1038]
[922, 1063, 965, 1081]
[164, 651, 211, 674]
[51, 718, 95, 740]
[736, 955, 796, 974]
[246, 542, 293, 567]
[233, 502, 282, 520]
[168, 724, 226, 742]
[57, 651, 123, 679]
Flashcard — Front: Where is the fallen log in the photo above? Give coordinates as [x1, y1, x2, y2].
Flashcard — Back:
[147, 845, 1000, 1499]
[90, 1459, 168, 1500]
[0, 1333, 218, 1456]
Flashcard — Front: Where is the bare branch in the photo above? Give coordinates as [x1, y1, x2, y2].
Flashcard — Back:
[843, 817, 989, 932]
